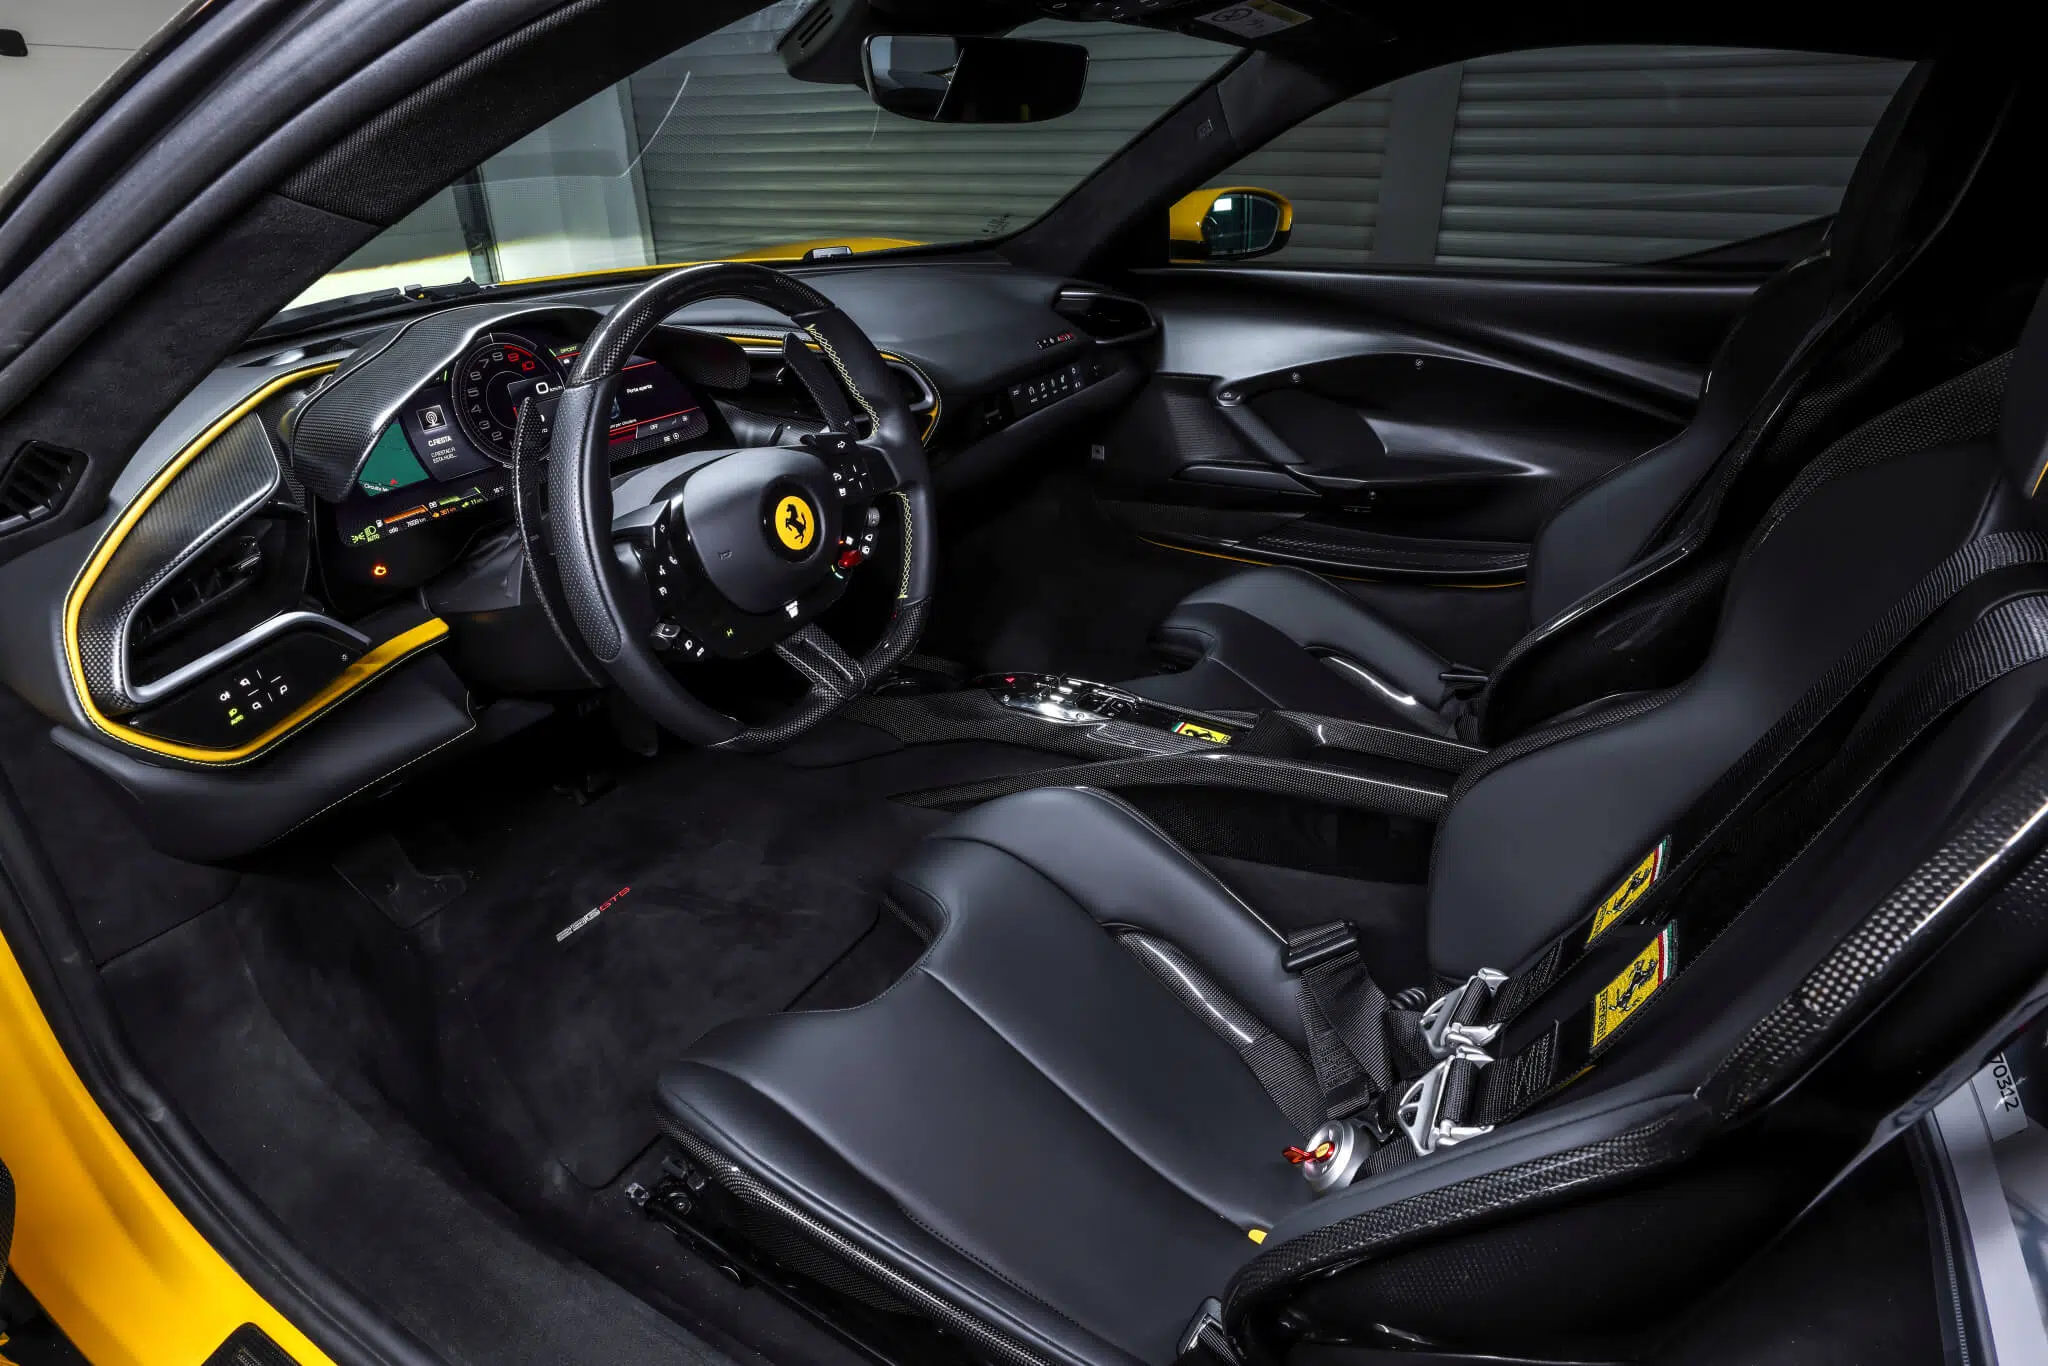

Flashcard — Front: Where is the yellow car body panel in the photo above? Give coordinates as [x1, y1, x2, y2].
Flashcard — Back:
[0, 928, 332, 1366]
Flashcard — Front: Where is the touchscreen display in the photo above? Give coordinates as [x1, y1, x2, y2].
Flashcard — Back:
[608, 358, 709, 449]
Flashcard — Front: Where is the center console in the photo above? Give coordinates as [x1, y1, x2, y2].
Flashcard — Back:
[835, 671, 1482, 823]
[978, 673, 1242, 745]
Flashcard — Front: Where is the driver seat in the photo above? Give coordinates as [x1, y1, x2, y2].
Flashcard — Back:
[657, 298, 2048, 1363]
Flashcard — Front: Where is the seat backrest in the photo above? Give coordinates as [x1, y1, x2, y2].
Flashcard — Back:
[1430, 344, 2021, 978]
[1220, 278, 2048, 1365]
[1521, 61, 1941, 628]
[1480, 67, 2034, 745]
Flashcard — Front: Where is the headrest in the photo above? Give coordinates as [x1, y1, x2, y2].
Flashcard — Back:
[2001, 281, 2048, 506]
[1827, 60, 2012, 301]
[1827, 62, 1931, 291]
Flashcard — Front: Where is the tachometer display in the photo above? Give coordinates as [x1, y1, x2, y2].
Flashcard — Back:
[452, 332, 565, 462]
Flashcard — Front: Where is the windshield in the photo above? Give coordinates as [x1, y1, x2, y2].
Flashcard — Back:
[286, 3, 1232, 313]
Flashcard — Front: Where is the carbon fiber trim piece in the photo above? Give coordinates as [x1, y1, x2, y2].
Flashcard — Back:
[1711, 750, 2048, 1115]
[1120, 931, 1324, 1134]
[75, 413, 281, 714]
[1243, 711, 1487, 775]
[1749, 347, 2012, 547]
[660, 1120, 1063, 1366]
[1221, 1109, 1703, 1330]
[715, 595, 933, 754]
[290, 302, 606, 502]
[841, 688, 1217, 761]
[1240, 525, 1529, 581]
[895, 752, 1450, 820]
[572, 264, 831, 383]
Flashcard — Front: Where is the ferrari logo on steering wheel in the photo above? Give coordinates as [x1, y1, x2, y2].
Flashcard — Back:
[773, 494, 816, 553]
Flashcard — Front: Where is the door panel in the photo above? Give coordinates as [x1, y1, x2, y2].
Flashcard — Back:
[1092, 265, 1759, 583]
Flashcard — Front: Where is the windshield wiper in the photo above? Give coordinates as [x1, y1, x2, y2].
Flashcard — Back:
[256, 278, 490, 341]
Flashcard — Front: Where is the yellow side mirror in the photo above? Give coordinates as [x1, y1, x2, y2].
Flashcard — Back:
[1168, 186, 1293, 262]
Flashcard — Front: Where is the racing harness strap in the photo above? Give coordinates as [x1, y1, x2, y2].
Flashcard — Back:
[1271, 534, 2048, 1176]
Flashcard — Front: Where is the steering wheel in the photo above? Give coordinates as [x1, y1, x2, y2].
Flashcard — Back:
[543, 262, 935, 750]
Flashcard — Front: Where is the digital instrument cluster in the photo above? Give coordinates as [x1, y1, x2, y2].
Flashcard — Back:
[325, 326, 708, 591]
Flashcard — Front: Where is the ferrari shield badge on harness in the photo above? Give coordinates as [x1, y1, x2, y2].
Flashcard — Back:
[1591, 924, 1677, 1049]
[1586, 837, 1669, 944]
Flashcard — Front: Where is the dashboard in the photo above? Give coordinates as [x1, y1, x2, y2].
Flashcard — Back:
[2, 260, 1156, 861]
[323, 322, 708, 594]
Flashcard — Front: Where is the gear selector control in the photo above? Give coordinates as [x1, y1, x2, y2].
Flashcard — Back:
[975, 673, 1243, 744]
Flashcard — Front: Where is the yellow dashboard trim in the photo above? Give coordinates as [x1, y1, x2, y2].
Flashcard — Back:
[61, 322, 922, 768]
[60, 364, 450, 767]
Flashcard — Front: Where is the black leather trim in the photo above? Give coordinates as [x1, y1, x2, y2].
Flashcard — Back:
[1130, 567, 1460, 734]
[662, 787, 1323, 1366]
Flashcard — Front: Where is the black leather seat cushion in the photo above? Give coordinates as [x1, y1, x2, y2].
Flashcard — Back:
[1125, 566, 1462, 733]
[659, 787, 1350, 1366]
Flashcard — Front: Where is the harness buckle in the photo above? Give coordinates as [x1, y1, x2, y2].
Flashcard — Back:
[1395, 1043, 1496, 1157]
[1419, 967, 1507, 1059]
[1282, 921, 1360, 973]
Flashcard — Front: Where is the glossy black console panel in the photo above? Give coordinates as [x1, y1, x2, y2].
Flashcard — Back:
[835, 673, 1482, 820]
[974, 672, 1244, 745]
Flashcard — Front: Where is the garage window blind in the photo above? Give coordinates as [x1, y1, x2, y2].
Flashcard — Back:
[1438, 47, 1912, 267]
[1224, 93, 1391, 267]
[626, 2, 1231, 263]
[1213, 45, 1911, 271]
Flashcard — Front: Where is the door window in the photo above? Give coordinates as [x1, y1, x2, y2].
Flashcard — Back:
[1208, 46, 1912, 269]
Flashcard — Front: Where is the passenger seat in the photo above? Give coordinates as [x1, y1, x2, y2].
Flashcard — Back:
[1124, 61, 1961, 738]
[654, 272, 2048, 1366]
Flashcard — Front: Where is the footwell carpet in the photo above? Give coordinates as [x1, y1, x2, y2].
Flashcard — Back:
[413, 749, 940, 1186]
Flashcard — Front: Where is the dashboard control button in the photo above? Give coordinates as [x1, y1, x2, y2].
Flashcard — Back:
[127, 630, 363, 747]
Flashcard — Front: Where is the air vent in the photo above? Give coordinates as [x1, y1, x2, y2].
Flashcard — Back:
[0, 441, 87, 536]
[131, 532, 265, 652]
[1052, 289, 1157, 344]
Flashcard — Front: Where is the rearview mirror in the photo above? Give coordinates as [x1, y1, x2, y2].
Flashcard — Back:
[862, 35, 1088, 124]
[1169, 187, 1294, 262]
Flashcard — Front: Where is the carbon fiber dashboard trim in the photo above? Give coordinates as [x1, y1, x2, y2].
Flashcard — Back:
[62, 364, 452, 766]
[893, 750, 1451, 819]
[289, 301, 602, 501]
[74, 412, 281, 714]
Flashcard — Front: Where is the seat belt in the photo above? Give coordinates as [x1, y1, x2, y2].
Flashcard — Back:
[1377, 588, 2048, 1174]
[1278, 534, 2048, 1167]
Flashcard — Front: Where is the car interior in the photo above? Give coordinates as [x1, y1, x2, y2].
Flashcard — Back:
[7, 2, 2048, 1364]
